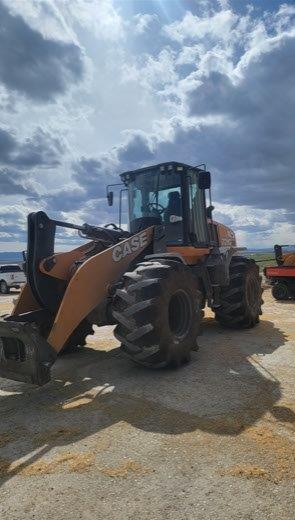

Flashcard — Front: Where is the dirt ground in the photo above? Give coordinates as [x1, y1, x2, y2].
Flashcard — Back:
[0, 288, 294, 520]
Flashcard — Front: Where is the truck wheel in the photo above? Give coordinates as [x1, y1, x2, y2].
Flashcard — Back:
[272, 282, 289, 300]
[0, 281, 9, 294]
[112, 261, 202, 368]
[215, 257, 263, 329]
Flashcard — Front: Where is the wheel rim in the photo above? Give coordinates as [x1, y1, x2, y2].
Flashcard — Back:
[245, 274, 260, 314]
[168, 289, 192, 339]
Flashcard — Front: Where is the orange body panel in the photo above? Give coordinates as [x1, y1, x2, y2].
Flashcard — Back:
[167, 246, 211, 265]
[39, 241, 96, 280]
[47, 227, 154, 352]
[282, 252, 295, 266]
[12, 283, 40, 315]
[214, 222, 236, 247]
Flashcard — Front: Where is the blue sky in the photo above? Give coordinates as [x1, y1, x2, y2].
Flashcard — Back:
[0, 0, 294, 250]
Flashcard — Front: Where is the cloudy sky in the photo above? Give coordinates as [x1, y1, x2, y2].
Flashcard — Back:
[0, 0, 294, 251]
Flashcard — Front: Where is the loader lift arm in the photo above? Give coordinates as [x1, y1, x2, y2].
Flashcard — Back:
[0, 211, 154, 385]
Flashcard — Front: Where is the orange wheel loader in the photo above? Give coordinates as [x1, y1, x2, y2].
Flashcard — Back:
[0, 162, 263, 385]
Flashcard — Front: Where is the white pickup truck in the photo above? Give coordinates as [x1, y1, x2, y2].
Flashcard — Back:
[0, 264, 26, 294]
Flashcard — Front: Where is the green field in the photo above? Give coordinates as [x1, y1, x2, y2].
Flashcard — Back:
[245, 252, 276, 272]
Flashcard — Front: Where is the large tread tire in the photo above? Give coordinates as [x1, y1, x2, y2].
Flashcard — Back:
[215, 256, 263, 329]
[112, 260, 203, 368]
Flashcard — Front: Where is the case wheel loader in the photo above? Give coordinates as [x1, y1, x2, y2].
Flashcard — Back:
[0, 162, 263, 385]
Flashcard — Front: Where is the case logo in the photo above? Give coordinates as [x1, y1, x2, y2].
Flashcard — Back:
[112, 232, 148, 262]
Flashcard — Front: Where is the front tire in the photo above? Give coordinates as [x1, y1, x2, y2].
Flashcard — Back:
[112, 261, 202, 368]
[0, 281, 9, 294]
[215, 257, 263, 328]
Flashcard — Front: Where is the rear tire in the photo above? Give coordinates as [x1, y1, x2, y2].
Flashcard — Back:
[112, 261, 202, 368]
[272, 282, 289, 300]
[0, 281, 9, 294]
[215, 256, 263, 328]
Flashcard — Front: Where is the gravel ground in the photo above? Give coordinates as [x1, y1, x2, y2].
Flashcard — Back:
[0, 288, 294, 520]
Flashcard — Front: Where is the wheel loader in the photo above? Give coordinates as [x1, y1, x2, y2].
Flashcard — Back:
[0, 162, 263, 386]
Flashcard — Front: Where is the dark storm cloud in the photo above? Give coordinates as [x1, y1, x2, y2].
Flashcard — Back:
[45, 188, 87, 212]
[0, 1, 84, 102]
[0, 168, 36, 195]
[0, 126, 63, 170]
[12, 129, 63, 169]
[72, 157, 118, 197]
[44, 154, 131, 222]
[62, 138, 154, 215]
[112, 35, 295, 224]
[0, 126, 64, 198]
[182, 36, 295, 216]
[0, 128, 15, 162]
[117, 132, 154, 164]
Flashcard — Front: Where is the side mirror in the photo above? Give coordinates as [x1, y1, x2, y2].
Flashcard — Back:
[107, 191, 114, 206]
[206, 205, 215, 219]
[198, 170, 211, 190]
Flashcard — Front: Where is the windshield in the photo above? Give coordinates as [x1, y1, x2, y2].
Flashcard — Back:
[0, 265, 22, 272]
[128, 168, 183, 244]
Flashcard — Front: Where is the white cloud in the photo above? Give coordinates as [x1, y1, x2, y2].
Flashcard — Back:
[163, 9, 238, 44]
[63, 0, 125, 41]
[133, 13, 157, 35]
[121, 48, 178, 92]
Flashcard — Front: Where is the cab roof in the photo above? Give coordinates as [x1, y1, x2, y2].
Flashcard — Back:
[120, 161, 203, 180]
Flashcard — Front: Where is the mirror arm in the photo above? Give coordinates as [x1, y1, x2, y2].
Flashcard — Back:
[106, 182, 125, 206]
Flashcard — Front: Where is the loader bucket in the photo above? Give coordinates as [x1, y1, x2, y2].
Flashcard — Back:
[0, 320, 57, 386]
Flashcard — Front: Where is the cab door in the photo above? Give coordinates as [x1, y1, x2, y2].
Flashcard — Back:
[187, 169, 210, 247]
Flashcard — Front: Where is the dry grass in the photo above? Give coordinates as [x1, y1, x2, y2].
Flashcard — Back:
[219, 464, 268, 479]
[219, 424, 295, 483]
[0, 452, 95, 477]
[98, 459, 151, 478]
[245, 425, 295, 481]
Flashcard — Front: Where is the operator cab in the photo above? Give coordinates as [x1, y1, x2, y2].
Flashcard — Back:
[120, 162, 211, 247]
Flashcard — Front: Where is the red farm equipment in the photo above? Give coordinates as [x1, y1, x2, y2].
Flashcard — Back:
[264, 244, 295, 300]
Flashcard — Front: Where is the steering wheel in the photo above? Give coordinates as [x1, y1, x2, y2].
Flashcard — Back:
[147, 202, 165, 215]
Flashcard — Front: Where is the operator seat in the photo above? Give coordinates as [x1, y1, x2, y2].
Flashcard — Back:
[164, 191, 182, 224]
[164, 191, 183, 244]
